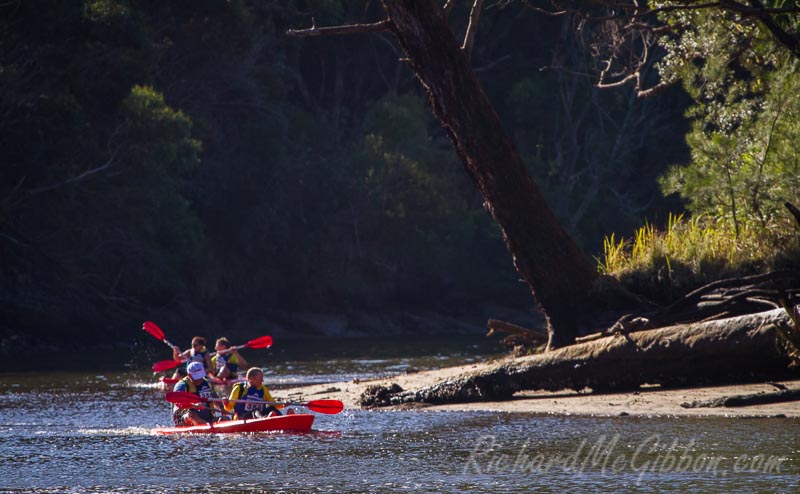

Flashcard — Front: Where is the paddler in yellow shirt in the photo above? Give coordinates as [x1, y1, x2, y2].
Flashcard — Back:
[211, 336, 248, 381]
[227, 367, 287, 420]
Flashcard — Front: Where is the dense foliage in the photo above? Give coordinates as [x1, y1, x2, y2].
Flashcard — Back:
[1, 1, 694, 344]
[657, 2, 800, 243]
[599, 1, 800, 299]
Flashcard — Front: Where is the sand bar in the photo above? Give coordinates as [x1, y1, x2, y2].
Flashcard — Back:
[278, 357, 800, 418]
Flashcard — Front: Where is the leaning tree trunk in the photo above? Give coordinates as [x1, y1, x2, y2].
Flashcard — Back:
[361, 308, 797, 406]
[380, 0, 599, 348]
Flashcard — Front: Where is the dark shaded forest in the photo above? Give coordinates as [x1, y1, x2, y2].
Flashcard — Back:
[0, 1, 691, 349]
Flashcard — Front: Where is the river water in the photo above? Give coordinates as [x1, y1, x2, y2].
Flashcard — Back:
[1, 336, 798, 493]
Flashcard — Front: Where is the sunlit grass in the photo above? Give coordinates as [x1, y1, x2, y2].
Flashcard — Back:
[597, 213, 799, 301]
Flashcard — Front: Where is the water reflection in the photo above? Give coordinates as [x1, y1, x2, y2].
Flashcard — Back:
[0, 405, 798, 494]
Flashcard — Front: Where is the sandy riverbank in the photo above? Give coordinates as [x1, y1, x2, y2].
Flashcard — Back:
[278, 356, 800, 418]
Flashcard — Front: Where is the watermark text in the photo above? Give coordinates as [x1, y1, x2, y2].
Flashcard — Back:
[463, 434, 786, 484]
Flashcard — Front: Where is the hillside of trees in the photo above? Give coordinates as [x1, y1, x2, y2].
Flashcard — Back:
[2, 1, 797, 349]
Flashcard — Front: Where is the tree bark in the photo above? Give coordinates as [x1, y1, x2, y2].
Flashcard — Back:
[361, 309, 797, 406]
[380, 0, 599, 348]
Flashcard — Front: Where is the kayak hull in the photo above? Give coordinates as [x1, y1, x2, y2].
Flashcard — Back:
[153, 413, 315, 434]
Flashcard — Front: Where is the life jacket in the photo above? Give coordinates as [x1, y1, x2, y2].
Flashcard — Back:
[173, 376, 216, 420]
[175, 375, 214, 399]
[212, 352, 241, 377]
[189, 347, 209, 370]
[230, 382, 272, 417]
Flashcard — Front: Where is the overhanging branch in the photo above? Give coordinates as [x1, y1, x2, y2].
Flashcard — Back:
[286, 19, 392, 38]
[462, 0, 485, 58]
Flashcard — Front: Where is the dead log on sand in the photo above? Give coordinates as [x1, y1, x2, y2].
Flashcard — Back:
[681, 386, 800, 409]
[361, 308, 799, 407]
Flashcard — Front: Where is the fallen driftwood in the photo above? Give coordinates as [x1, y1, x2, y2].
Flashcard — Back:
[487, 271, 799, 350]
[575, 315, 654, 343]
[361, 308, 799, 407]
[681, 388, 800, 408]
[485, 319, 548, 351]
[486, 319, 547, 342]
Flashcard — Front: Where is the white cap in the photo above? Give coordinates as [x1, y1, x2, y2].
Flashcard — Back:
[187, 361, 205, 380]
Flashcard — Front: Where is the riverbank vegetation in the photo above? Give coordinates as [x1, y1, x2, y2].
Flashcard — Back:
[598, 0, 800, 302]
[599, 213, 800, 304]
[1, 1, 799, 350]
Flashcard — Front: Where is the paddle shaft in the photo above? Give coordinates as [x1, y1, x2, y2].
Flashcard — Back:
[142, 321, 179, 350]
[209, 344, 246, 357]
[161, 338, 179, 350]
[152, 344, 258, 372]
[211, 336, 272, 356]
[170, 393, 292, 407]
[165, 391, 343, 414]
[146, 326, 271, 375]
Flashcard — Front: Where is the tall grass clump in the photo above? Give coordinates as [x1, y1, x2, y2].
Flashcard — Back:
[598, 213, 799, 303]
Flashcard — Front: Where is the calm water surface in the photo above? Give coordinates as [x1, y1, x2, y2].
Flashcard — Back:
[1, 336, 798, 493]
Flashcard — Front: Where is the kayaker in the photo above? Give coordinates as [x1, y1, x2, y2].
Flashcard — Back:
[211, 337, 248, 381]
[171, 336, 213, 379]
[172, 361, 221, 426]
[227, 367, 285, 420]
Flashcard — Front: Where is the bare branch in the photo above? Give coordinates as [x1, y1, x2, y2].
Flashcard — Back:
[462, 0, 485, 58]
[520, 2, 569, 16]
[25, 147, 122, 197]
[0, 233, 23, 246]
[286, 19, 392, 38]
[443, 0, 457, 14]
[524, 0, 800, 99]
[2, 176, 27, 211]
[538, 64, 596, 79]
[596, 71, 639, 89]
[473, 54, 513, 73]
[634, 79, 679, 98]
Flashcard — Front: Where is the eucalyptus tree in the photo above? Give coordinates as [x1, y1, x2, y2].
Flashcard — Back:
[289, 1, 614, 349]
[286, 0, 800, 349]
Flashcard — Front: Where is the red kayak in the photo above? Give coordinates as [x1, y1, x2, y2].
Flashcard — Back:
[153, 413, 315, 434]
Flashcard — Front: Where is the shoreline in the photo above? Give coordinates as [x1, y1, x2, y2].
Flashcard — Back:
[278, 357, 800, 418]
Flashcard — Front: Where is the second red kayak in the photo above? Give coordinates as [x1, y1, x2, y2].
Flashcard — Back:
[153, 413, 315, 434]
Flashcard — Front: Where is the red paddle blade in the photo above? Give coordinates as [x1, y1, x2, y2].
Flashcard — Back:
[165, 391, 209, 405]
[142, 321, 165, 340]
[306, 400, 344, 415]
[152, 360, 182, 373]
[243, 335, 273, 350]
